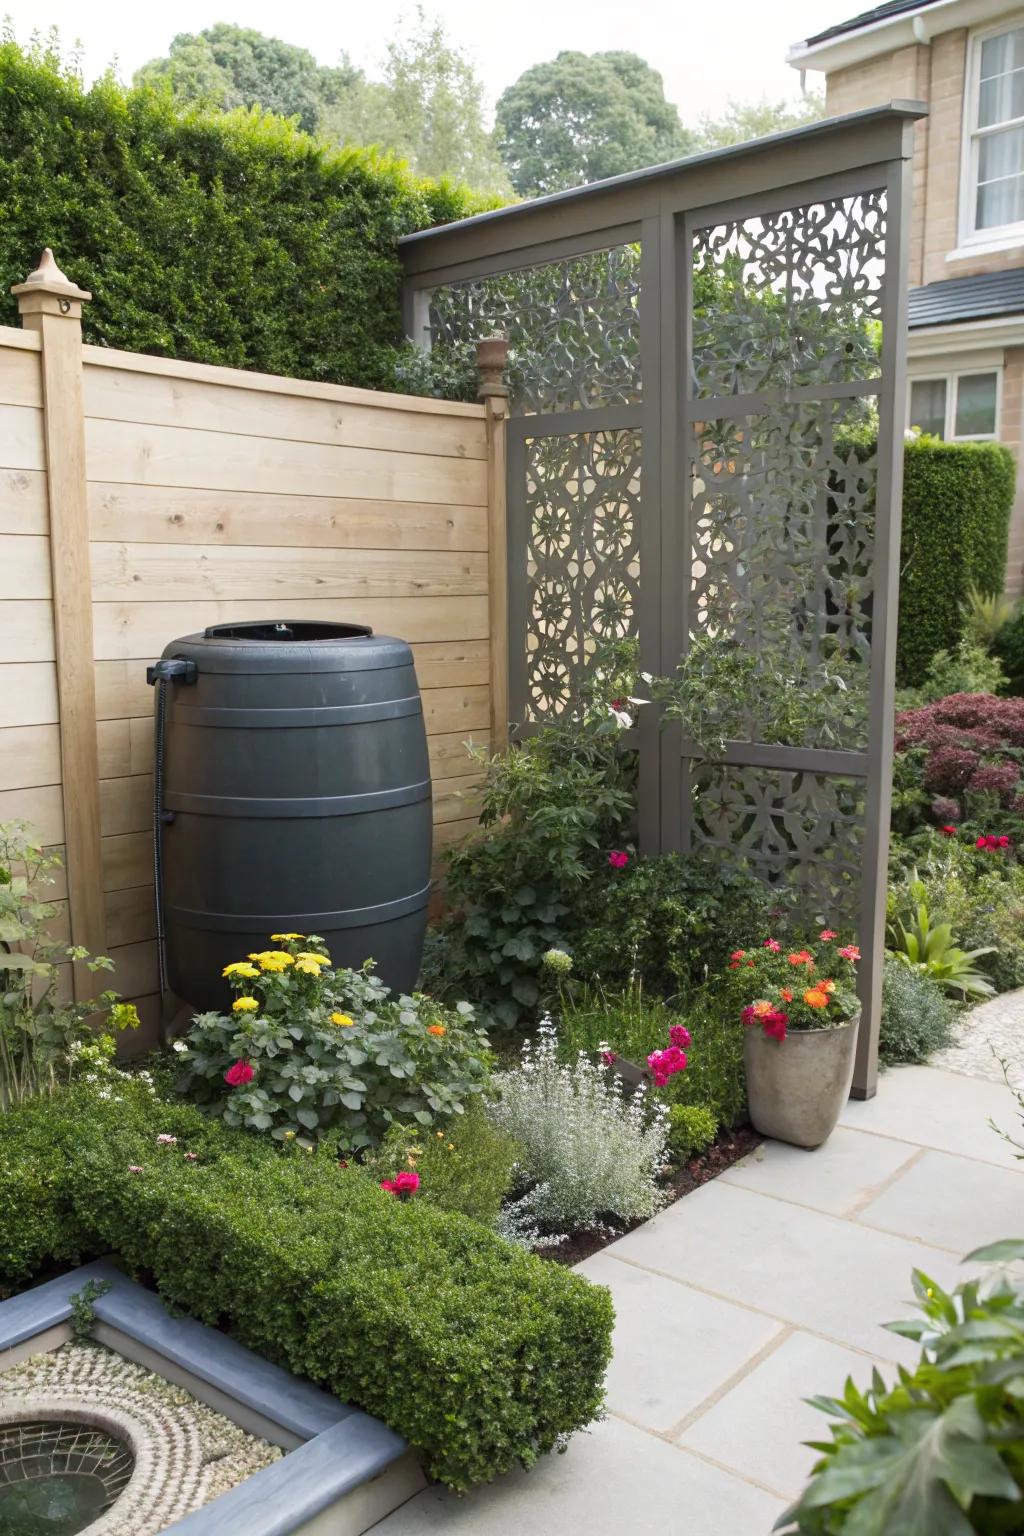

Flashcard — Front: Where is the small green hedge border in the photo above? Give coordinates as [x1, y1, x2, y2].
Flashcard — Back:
[0, 1081, 613, 1491]
[839, 427, 1016, 687]
[0, 39, 487, 391]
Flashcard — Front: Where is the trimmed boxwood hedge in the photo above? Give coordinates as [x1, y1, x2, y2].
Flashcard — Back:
[841, 428, 1015, 686]
[0, 1082, 614, 1491]
[0, 40, 484, 389]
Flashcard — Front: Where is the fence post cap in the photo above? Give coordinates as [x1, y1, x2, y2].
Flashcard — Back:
[476, 335, 509, 400]
[11, 249, 92, 310]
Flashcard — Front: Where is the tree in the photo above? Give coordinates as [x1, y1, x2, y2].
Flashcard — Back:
[134, 23, 360, 134]
[495, 51, 693, 198]
[693, 91, 825, 153]
[321, 11, 510, 196]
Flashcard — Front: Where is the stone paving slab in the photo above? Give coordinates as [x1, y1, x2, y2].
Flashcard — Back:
[604, 1181, 963, 1360]
[720, 1125, 919, 1217]
[677, 1329, 897, 1500]
[854, 1146, 1024, 1255]
[931, 986, 1024, 1088]
[840, 1063, 1022, 1169]
[575, 1251, 783, 1433]
[371, 1414, 786, 1536]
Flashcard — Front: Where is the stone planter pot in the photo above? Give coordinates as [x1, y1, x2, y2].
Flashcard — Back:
[743, 1013, 860, 1149]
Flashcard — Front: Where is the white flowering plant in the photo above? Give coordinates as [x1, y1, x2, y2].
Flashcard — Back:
[175, 936, 492, 1152]
[488, 1019, 668, 1235]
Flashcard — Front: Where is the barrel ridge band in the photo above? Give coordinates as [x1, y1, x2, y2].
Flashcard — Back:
[165, 780, 431, 819]
[170, 696, 423, 729]
[166, 883, 431, 932]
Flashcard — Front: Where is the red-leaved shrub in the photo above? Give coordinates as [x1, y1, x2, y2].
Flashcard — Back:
[895, 693, 1024, 819]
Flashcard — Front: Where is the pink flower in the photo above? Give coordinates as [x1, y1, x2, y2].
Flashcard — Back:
[380, 1179, 398, 1194]
[820, 929, 838, 941]
[156, 1134, 177, 1146]
[763, 939, 781, 952]
[941, 824, 958, 837]
[128, 1165, 144, 1174]
[977, 833, 1012, 850]
[608, 850, 629, 870]
[731, 950, 746, 961]
[838, 945, 860, 962]
[394, 1170, 420, 1194]
[224, 1059, 255, 1087]
[741, 1005, 758, 1027]
[600, 1049, 618, 1065]
[183, 1151, 199, 1163]
[668, 1024, 692, 1048]
[762, 1011, 789, 1042]
[647, 1045, 687, 1086]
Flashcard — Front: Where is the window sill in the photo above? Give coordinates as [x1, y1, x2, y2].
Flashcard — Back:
[946, 234, 1024, 262]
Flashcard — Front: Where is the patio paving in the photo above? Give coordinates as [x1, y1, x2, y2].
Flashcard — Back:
[372, 1063, 1024, 1535]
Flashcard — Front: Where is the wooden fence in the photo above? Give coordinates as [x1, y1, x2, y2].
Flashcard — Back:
[0, 251, 506, 1044]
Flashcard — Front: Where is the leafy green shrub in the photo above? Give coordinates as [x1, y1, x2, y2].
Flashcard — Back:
[778, 1242, 1024, 1534]
[894, 637, 1006, 711]
[429, 643, 638, 1030]
[359, 1099, 519, 1226]
[886, 874, 996, 999]
[175, 938, 490, 1152]
[0, 36, 485, 391]
[993, 607, 1024, 696]
[878, 955, 958, 1066]
[838, 426, 1016, 686]
[0, 1081, 614, 1490]
[489, 1024, 667, 1235]
[665, 1103, 717, 1162]
[897, 833, 1024, 994]
[572, 852, 778, 1000]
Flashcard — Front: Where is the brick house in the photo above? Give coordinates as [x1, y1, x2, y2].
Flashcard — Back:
[789, 0, 1024, 590]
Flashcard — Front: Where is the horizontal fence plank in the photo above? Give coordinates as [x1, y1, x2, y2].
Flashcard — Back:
[0, 662, 59, 726]
[0, 468, 48, 535]
[84, 366, 487, 461]
[433, 774, 483, 824]
[0, 723, 61, 790]
[0, 534, 52, 599]
[108, 938, 159, 999]
[410, 639, 489, 689]
[427, 729, 488, 779]
[0, 403, 45, 472]
[0, 600, 55, 663]
[423, 685, 490, 735]
[85, 418, 488, 506]
[105, 883, 156, 948]
[0, 782, 64, 844]
[91, 596, 489, 659]
[88, 482, 488, 552]
[89, 542, 487, 603]
[0, 345, 43, 409]
[81, 342, 484, 418]
[102, 831, 151, 893]
[100, 772, 151, 837]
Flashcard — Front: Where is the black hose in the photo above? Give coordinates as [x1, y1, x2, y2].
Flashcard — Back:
[146, 657, 197, 1004]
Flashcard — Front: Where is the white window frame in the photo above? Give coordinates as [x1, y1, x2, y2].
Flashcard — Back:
[958, 14, 1024, 253]
[906, 361, 1002, 441]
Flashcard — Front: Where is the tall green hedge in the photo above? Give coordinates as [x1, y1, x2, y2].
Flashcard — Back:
[0, 41, 483, 388]
[839, 427, 1016, 686]
[0, 1081, 614, 1492]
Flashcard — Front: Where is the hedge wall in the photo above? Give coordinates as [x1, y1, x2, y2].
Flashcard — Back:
[0, 1081, 614, 1492]
[839, 426, 1016, 686]
[0, 41, 483, 389]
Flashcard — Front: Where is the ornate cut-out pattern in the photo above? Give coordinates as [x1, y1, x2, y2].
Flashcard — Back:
[690, 398, 877, 750]
[525, 429, 641, 718]
[690, 766, 865, 924]
[429, 245, 641, 414]
[692, 192, 886, 397]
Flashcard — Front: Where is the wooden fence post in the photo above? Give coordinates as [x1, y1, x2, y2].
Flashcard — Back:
[477, 336, 510, 754]
[12, 251, 107, 984]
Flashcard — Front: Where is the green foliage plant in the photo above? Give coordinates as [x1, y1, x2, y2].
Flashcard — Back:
[359, 1098, 519, 1226]
[777, 1242, 1024, 1534]
[0, 821, 138, 1107]
[175, 936, 491, 1151]
[0, 33, 486, 392]
[894, 832, 1024, 995]
[895, 638, 1007, 711]
[993, 607, 1024, 696]
[0, 1080, 614, 1491]
[961, 584, 1018, 649]
[665, 1103, 718, 1162]
[878, 955, 959, 1066]
[886, 875, 996, 999]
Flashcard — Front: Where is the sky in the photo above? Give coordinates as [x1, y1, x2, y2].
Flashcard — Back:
[1, 0, 862, 126]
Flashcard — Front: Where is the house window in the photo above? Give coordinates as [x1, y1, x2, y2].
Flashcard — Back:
[963, 20, 1024, 242]
[908, 370, 999, 439]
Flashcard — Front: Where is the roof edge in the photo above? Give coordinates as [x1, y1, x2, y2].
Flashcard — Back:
[787, 0, 995, 73]
[399, 102, 927, 251]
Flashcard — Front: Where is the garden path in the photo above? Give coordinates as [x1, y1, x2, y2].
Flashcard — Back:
[931, 984, 1024, 1087]
[372, 1063, 1024, 1536]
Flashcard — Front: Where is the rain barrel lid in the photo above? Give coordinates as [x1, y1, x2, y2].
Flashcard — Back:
[163, 622, 414, 674]
[202, 621, 373, 643]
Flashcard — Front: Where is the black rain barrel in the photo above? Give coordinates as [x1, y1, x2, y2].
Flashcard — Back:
[151, 620, 431, 1012]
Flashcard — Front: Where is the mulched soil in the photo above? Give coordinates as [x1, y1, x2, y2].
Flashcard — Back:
[543, 1122, 762, 1267]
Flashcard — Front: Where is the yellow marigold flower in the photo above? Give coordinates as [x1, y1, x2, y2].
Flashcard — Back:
[330, 1012, 355, 1027]
[447, 1144, 455, 1151]
[295, 951, 330, 967]
[270, 933, 305, 942]
[283, 1130, 296, 1140]
[223, 961, 259, 979]
[232, 996, 259, 1013]
[294, 958, 324, 975]
[804, 988, 829, 1009]
[428, 1023, 446, 1036]
[254, 950, 294, 972]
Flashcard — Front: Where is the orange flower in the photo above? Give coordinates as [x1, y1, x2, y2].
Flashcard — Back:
[779, 987, 794, 1002]
[787, 951, 813, 966]
[821, 979, 836, 994]
[751, 999, 774, 1017]
[428, 1024, 446, 1037]
[804, 988, 829, 1009]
